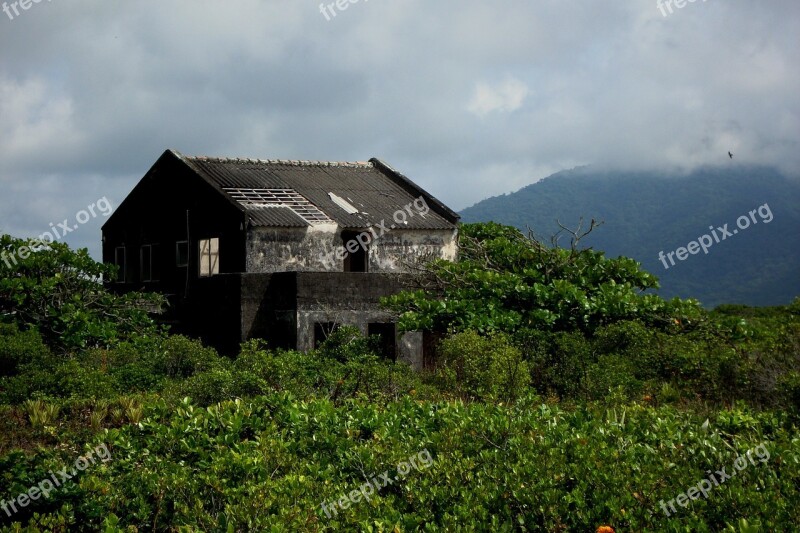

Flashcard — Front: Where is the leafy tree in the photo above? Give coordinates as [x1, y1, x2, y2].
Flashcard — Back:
[383, 222, 703, 336]
[0, 235, 165, 352]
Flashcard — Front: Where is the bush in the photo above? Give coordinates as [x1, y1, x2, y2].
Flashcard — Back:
[170, 369, 240, 405]
[0, 334, 228, 404]
[0, 323, 50, 377]
[235, 342, 334, 396]
[437, 330, 529, 402]
[231, 338, 428, 403]
[317, 325, 379, 363]
[3, 394, 797, 531]
[1, 358, 118, 404]
[584, 354, 643, 401]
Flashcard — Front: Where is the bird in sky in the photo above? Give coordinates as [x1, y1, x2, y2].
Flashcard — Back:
[728, 151, 734, 159]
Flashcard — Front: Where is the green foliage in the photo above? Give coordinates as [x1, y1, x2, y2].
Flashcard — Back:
[1, 356, 118, 405]
[436, 330, 529, 402]
[384, 222, 703, 336]
[155, 332, 428, 407]
[0, 235, 166, 352]
[22, 399, 60, 429]
[317, 325, 380, 363]
[507, 311, 800, 408]
[1, 395, 798, 531]
[0, 323, 50, 377]
[0, 335, 226, 404]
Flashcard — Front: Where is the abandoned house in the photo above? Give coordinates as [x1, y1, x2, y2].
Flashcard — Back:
[101, 149, 460, 367]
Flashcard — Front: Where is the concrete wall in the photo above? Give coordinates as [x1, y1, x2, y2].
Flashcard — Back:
[246, 226, 458, 274]
[185, 272, 425, 368]
[244, 272, 423, 368]
[369, 228, 458, 272]
[246, 224, 340, 273]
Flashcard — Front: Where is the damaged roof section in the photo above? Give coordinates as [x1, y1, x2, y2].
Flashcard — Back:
[223, 188, 334, 226]
[177, 151, 459, 230]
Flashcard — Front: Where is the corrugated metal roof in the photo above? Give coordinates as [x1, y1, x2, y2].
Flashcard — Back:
[243, 205, 311, 228]
[179, 154, 458, 230]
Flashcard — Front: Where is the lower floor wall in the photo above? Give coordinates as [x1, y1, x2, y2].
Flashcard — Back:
[296, 309, 423, 369]
[183, 272, 426, 369]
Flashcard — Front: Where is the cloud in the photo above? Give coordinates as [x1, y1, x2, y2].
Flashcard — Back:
[467, 78, 530, 117]
[0, 0, 797, 260]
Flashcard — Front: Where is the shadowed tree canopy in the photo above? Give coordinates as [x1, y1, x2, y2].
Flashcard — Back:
[0, 235, 165, 352]
[383, 222, 704, 335]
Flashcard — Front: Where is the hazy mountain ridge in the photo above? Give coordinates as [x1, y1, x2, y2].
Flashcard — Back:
[460, 165, 800, 307]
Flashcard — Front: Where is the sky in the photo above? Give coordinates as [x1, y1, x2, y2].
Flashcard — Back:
[1, 0, 798, 259]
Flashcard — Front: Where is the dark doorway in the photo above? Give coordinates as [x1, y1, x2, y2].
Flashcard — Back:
[368, 323, 396, 361]
[423, 331, 444, 371]
[342, 231, 368, 272]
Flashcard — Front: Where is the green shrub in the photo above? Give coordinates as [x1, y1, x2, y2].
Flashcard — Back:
[317, 325, 379, 363]
[437, 330, 529, 402]
[167, 369, 239, 405]
[1, 357, 115, 404]
[158, 335, 224, 378]
[584, 354, 643, 401]
[235, 341, 334, 397]
[0, 323, 50, 377]
[777, 372, 800, 412]
[3, 394, 796, 531]
[232, 339, 427, 403]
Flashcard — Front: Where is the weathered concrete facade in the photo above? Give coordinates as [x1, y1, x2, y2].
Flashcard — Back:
[246, 225, 458, 274]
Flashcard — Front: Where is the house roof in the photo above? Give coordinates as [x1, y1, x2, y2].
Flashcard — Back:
[174, 150, 459, 230]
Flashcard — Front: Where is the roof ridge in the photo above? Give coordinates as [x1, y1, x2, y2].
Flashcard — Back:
[185, 155, 374, 168]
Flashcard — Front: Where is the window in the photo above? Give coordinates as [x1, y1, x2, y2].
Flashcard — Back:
[314, 322, 338, 349]
[114, 247, 126, 282]
[368, 323, 396, 361]
[342, 231, 368, 272]
[176, 241, 189, 267]
[140, 244, 159, 282]
[199, 238, 219, 277]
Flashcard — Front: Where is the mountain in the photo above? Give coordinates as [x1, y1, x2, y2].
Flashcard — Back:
[460, 165, 800, 308]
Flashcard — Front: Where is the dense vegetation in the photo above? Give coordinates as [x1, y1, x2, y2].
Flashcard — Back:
[0, 228, 798, 531]
[459, 165, 800, 307]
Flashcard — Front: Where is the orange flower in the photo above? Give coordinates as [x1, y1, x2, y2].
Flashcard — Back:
[597, 527, 615, 533]
[643, 395, 653, 402]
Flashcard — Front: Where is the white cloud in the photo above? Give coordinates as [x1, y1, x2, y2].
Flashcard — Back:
[0, 77, 82, 177]
[467, 78, 530, 117]
[0, 0, 797, 240]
